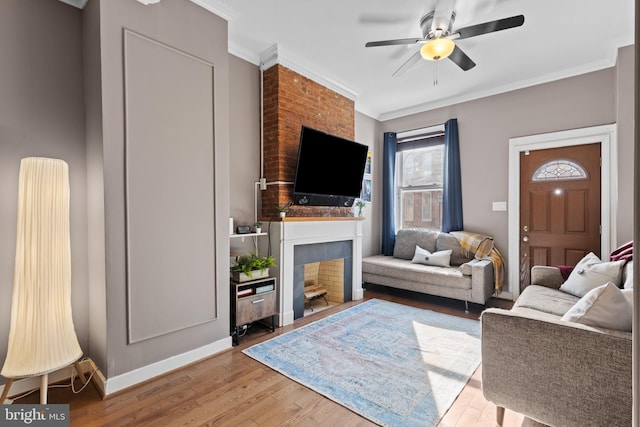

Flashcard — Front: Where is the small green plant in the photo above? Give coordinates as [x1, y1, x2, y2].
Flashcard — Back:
[230, 253, 276, 277]
[276, 203, 291, 213]
[254, 221, 262, 228]
[355, 200, 366, 217]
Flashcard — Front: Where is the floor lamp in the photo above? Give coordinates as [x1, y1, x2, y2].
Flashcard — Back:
[1, 157, 84, 404]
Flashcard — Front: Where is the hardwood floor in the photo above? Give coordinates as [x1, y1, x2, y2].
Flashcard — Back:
[14, 285, 544, 426]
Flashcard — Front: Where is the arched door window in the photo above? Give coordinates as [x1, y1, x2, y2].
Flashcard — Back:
[531, 159, 588, 181]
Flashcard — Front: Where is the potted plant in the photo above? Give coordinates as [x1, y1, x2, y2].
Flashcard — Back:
[276, 203, 291, 218]
[355, 200, 366, 217]
[254, 221, 263, 233]
[230, 253, 276, 282]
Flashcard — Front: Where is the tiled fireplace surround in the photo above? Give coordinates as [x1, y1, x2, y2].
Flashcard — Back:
[261, 219, 363, 326]
[258, 61, 363, 326]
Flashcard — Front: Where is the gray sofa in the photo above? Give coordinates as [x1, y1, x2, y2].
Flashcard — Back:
[362, 229, 496, 309]
[481, 263, 633, 426]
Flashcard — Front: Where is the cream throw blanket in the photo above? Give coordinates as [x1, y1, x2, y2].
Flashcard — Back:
[451, 231, 505, 294]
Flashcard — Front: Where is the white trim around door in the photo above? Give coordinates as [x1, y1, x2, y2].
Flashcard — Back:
[508, 124, 618, 300]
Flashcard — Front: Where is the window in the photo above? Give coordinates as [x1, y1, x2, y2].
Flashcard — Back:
[395, 128, 445, 231]
[531, 159, 588, 181]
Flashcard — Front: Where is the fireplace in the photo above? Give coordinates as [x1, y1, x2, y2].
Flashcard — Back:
[260, 218, 363, 326]
[294, 241, 352, 319]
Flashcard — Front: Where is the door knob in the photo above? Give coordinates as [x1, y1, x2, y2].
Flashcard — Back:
[522, 236, 530, 243]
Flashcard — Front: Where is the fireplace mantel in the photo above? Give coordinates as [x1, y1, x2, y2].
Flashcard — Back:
[259, 219, 364, 326]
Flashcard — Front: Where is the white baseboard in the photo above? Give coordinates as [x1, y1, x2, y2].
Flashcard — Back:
[495, 290, 515, 301]
[1, 337, 232, 402]
[102, 336, 232, 396]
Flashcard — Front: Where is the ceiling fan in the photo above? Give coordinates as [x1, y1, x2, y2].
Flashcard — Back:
[365, 1, 524, 77]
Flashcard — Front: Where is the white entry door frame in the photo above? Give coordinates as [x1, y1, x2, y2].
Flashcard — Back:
[507, 124, 618, 300]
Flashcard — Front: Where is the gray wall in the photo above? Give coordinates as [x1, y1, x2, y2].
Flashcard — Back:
[86, 0, 231, 377]
[0, 0, 89, 382]
[380, 46, 634, 293]
[615, 45, 635, 246]
[229, 55, 262, 255]
[355, 111, 382, 257]
[83, 0, 107, 375]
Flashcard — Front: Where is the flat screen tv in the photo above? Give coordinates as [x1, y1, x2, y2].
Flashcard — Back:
[293, 126, 368, 207]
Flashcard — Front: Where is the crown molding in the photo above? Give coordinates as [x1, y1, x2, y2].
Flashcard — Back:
[259, 44, 358, 102]
[189, 0, 234, 22]
[57, 0, 88, 9]
[228, 41, 261, 65]
[377, 54, 619, 122]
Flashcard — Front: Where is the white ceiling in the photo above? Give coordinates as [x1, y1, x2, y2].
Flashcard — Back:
[198, 0, 633, 121]
[68, 0, 628, 120]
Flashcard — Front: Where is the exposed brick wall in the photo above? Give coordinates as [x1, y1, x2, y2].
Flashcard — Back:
[261, 64, 355, 218]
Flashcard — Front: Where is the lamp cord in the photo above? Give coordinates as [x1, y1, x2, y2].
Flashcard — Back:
[4, 357, 99, 402]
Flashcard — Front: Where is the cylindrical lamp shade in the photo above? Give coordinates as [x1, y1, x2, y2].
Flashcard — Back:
[1, 157, 82, 378]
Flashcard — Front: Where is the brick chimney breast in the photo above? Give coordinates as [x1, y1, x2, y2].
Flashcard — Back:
[261, 64, 355, 218]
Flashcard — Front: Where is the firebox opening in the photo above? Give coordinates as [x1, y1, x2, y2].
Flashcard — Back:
[293, 240, 353, 320]
[303, 259, 344, 316]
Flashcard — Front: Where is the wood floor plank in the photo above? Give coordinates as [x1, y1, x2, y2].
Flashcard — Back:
[11, 287, 546, 427]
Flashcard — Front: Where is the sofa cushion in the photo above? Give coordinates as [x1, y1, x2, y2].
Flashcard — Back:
[435, 233, 474, 266]
[393, 229, 438, 260]
[362, 255, 471, 289]
[411, 245, 451, 267]
[559, 252, 626, 297]
[561, 282, 633, 331]
[514, 285, 579, 317]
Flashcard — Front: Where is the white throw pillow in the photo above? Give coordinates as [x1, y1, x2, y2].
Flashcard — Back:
[559, 252, 626, 298]
[561, 282, 633, 331]
[411, 245, 451, 268]
[623, 260, 634, 289]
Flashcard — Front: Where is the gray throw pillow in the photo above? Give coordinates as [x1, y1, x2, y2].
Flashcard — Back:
[436, 233, 473, 266]
[393, 229, 438, 260]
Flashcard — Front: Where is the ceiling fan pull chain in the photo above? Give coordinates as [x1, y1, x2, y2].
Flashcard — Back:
[433, 60, 438, 86]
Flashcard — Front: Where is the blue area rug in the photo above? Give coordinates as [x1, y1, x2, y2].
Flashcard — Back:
[243, 299, 481, 426]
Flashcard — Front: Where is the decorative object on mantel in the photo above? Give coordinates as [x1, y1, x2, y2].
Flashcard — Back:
[276, 203, 292, 218]
[355, 200, 366, 217]
[244, 299, 480, 427]
[230, 253, 276, 282]
[1, 157, 85, 405]
[254, 221, 262, 234]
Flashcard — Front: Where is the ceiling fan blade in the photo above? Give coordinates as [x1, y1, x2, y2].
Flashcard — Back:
[454, 15, 524, 40]
[448, 45, 476, 71]
[365, 38, 425, 48]
[392, 50, 422, 77]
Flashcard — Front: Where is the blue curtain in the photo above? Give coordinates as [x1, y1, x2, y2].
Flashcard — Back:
[442, 118, 463, 232]
[381, 132, 397, 255]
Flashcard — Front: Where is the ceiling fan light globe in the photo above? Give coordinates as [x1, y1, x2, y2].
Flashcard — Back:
[420, 38, 455, 61]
